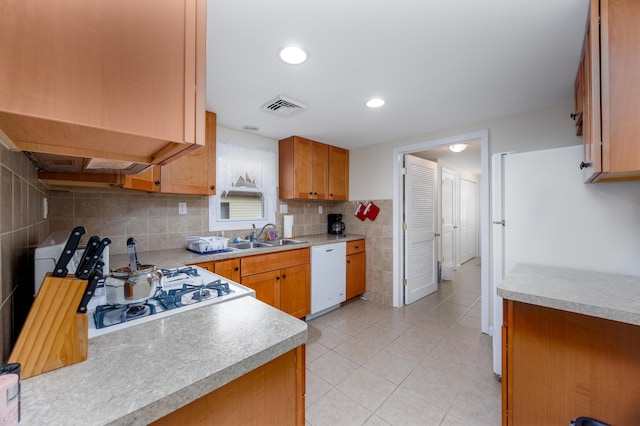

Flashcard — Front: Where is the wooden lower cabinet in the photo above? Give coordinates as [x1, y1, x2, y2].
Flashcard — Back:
[241, 249, 310, 318]
[241, 270, 279, 307]
[502, 300, 640, 425]
[152, 345, 305, 426]
[190, 258, 240, 282]
[346, 239, 366, 300]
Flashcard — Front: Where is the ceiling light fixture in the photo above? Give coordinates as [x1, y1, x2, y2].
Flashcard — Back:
[366, 98, 385, 108]
[278, 46, 307, 65]
[449, 144, 468, 153]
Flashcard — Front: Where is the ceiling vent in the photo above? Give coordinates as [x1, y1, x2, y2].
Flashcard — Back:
[262, 95, 307, 118]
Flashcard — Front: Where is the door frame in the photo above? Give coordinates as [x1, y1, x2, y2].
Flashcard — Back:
[392, 129, 491, 335]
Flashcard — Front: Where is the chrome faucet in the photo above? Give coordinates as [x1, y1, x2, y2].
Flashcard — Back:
[250, 224, 258, 241]
[257, 223, 277, 241]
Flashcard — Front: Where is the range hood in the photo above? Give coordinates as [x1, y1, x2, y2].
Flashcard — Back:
[25, 152, 151, 175]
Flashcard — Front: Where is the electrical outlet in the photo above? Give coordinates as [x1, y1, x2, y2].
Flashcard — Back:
[280, 204, 288, 214]
[318, 206, 323, 214]
[178, 202, 187, 215]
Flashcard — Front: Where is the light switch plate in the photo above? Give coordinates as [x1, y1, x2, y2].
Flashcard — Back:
[318, 206, 323, 214]
[280, 204, 288, 214]
[178, 202, 187, 215]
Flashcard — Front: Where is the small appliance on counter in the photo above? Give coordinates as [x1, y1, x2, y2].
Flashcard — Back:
[328, 213, 346, 235]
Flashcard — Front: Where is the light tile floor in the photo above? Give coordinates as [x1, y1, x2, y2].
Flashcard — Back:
[305, 258, 501, 426]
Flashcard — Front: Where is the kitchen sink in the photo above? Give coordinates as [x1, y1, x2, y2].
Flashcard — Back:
[265, 239, 307, 246]
[228, 241, 272, 250]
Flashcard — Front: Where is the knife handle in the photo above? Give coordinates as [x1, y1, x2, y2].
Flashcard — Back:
[52, 226, 86, 277]
[76, 238, 111, 280]
[76, 235, 100, 277]
[77, 262, 103, 314]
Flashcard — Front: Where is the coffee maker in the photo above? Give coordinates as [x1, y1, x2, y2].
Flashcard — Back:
[328, 213, 346, 235]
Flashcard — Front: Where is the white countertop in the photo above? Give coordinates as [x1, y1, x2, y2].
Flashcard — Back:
[20, 296, 307, 425]
[497, 263, 640, 326]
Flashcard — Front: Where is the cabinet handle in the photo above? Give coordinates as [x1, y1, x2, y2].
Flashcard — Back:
[314, 192, 317, 195]
[355, 245, 359, 249]
[282, 274, 287, 279]
[154, 181, 160, 185]
[276, 276, 280, 280]
[347, 260, 351, 264]
[580, 161, 591, 170]
[234, 267, 239, 271]
[210, 185, 215, 190]
[309, 192, 313, 195]
[570, 113, 577, 120]
[330, 193, 333, 197]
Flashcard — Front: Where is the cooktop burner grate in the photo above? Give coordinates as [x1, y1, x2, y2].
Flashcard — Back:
[94, 303, 157, 329]
[157, 280, 233, 310]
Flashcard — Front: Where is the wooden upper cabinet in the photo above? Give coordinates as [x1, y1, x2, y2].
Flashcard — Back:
[578, 0, 640, 182]
[279, 136, 327, 199]
[0, 0, 206, 165]
[159, 112, 217, 195]
[328, 146, 349, 201]
[279, 136, 348, 200]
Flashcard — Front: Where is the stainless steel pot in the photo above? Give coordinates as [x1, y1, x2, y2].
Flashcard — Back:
[105, 265, 162, 305]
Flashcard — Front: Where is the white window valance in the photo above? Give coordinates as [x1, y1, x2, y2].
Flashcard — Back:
[216, 138, 277, 196]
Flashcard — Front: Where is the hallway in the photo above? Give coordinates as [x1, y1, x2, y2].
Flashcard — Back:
[305, 258, 500, 425]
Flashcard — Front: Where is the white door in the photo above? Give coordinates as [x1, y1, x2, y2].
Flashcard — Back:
[403, 155, 438, 305]
[441, 169, 456, 269]
[460, 178, 477, 263]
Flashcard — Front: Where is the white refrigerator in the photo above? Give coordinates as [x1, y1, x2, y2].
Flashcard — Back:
[491, 144, 640, 376]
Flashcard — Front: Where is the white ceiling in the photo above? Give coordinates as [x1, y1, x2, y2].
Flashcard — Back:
[206, 0, 589, 151]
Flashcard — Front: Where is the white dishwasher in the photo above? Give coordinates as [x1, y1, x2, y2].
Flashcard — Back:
[309, 242, 346, 319]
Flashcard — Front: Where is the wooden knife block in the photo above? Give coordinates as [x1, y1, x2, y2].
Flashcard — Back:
[9, 273, 89, 379]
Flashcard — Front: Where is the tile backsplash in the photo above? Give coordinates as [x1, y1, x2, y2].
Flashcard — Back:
[0, 148, 50, 362]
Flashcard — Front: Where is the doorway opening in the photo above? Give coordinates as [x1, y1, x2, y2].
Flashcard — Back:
[392, 129, 491, 335]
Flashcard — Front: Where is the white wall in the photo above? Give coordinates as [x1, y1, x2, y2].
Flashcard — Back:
[217, 126, 278, 151]
[350, 101, 580, 200]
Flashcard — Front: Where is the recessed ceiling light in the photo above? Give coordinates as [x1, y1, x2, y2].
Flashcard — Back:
[241, 125, 260, 131]
[278, 46, 307, 65]
[366, 98, 385, 108]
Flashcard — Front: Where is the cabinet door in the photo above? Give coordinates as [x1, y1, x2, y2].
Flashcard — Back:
[600, 0, 640, 178]
[214, 258, 241, 282]
[581, 1, 602, 182]
[0, 0, 205, 164]
[122, 167, 160, 192]
[279, 264, 310, 318]
[241, 270, 280, 308]
[311, 141, 328, 199]
[346, 252, 366, 300]
[160, 112, 217, 195]
[328, 146, 349, 200]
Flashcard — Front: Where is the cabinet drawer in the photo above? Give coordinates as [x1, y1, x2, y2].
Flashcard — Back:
[346, 240, 365, 255]
[241, 248, 310, 277]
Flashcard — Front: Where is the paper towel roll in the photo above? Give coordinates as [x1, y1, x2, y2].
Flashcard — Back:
[283, 215, 294, 238]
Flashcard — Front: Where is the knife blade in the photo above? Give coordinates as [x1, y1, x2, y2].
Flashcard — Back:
[77, 262, 103, 314]
[52, 226, 86, 277]
[75, 235, 100, 278]
[76, 237, 111, 280]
